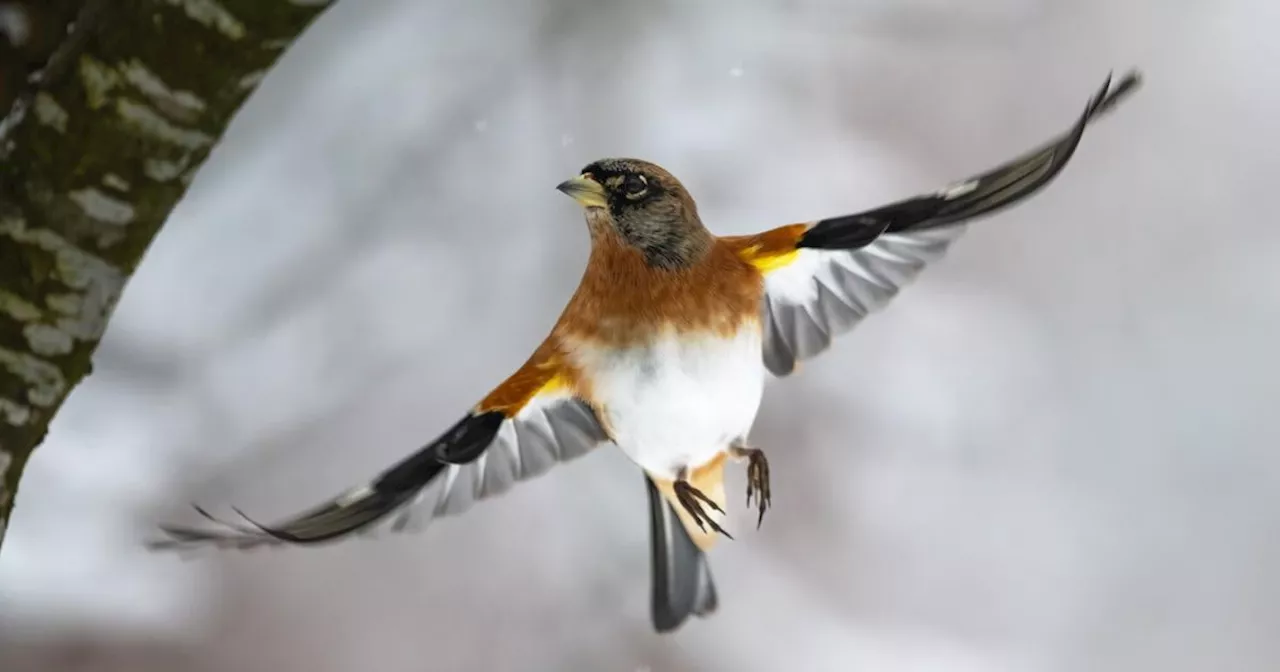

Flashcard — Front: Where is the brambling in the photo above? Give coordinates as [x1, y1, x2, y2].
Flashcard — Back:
[150, 71, 1141, 632]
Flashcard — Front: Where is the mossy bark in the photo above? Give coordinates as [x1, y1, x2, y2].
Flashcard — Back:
[0, 0, 333, 547]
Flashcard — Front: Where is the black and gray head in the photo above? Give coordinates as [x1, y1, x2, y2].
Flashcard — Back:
[556, 158, 711, 269]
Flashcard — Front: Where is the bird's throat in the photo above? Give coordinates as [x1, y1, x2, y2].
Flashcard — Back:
[586, 208, 714, 271]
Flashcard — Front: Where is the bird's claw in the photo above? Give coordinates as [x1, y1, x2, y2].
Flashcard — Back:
[673, 480, 732, 540]
[743, 448, 772, 529]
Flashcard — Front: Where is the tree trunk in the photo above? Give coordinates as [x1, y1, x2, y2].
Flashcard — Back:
[0, 0, 333, 547]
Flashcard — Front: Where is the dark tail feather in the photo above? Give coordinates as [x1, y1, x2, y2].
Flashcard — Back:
[646, 476, 718, 632]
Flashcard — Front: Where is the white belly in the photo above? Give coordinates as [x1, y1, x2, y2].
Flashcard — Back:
[569, 325, 766, 480]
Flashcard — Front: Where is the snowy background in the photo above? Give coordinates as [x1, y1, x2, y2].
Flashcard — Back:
[3, 0, 1279, 670]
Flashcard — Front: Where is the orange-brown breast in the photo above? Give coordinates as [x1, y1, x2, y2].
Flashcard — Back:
[553, 231, 766, 350]
[535, 229, 767, 550]
[477, 224, 792, 424]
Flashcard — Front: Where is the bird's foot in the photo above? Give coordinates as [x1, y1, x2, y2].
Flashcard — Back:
[672, 479, 732, 540]
[731, 444, 772, 529]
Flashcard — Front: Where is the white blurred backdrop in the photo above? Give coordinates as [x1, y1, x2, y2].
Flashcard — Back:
[2, 0, 1279, 670]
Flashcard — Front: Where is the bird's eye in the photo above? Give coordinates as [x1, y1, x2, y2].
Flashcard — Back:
[622, 174, 648, 199]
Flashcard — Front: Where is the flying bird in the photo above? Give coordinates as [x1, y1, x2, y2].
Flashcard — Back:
[149, 71, 1141, 633]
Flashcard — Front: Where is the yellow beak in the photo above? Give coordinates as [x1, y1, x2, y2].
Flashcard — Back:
[555, 174, 608, 208]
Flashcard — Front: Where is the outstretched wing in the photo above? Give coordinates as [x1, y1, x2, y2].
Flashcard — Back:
[725, 70, 1141, 376]
[148, 341, 606, 550]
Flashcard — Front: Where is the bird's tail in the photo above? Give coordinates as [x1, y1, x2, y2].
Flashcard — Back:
[646, 475, 719, 632]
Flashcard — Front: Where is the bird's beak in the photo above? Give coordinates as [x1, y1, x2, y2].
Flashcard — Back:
[556, 174, 608, 208]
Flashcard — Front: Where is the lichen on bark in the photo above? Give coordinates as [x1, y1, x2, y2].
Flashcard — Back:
[0, 0, 333, 547]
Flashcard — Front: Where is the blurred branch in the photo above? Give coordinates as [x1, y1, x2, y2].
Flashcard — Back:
[0, 0, 333, 548]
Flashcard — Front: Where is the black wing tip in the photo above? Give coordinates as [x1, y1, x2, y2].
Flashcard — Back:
[146, 408, 508, 553]
[146, 485, 412, 552]
[145, 503, 317, 552]
[1092, 69, 1143, 117]
[797, 67, 1142, 248]
[1077, 70, 1141, 133]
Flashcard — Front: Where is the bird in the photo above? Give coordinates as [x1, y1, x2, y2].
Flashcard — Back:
[148, 71, 1141, 632]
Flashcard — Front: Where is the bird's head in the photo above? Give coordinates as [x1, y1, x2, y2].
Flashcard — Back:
[556, 158, 711, 269]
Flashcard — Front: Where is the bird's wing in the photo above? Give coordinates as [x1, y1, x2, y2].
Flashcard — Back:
[724, 70, 1141, 376]
[148, 340, 607, 550]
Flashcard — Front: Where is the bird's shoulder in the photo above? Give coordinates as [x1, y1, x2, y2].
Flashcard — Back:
[474, 336, 581, 417]
[719, 224, 810, 274]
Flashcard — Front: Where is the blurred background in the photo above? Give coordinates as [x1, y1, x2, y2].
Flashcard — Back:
[2, 0, 1278, 670]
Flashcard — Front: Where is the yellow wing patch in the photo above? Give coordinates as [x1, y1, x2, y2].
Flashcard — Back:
[743, 246, 800, 274]
[722, 223, 809, 275]
[476, 340, 574, 417]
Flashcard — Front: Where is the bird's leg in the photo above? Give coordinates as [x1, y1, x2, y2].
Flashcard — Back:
[730, 442, 772, 529]
[672, 468, 732, 540]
